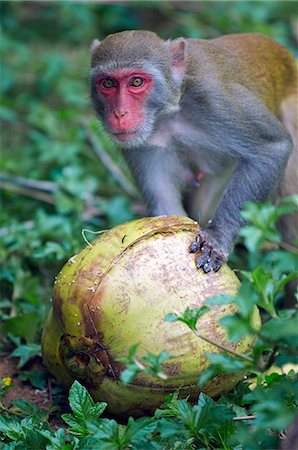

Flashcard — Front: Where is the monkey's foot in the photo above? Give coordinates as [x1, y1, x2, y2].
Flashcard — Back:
[189, 230, 225, 273]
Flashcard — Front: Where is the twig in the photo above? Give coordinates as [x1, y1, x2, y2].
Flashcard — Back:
[192, 328, 254, 363]
[233, 415, 256, 421]
[47, 376, 53, 404]
[279, 240, 298, 254]
[81, 119, 137, 198]
[0, 174, 57, 192]
[0, 182, 55, 204]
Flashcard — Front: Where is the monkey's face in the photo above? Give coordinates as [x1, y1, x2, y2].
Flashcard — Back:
[90, 31, 186, 148]
[95, 69, 153, 148]
[91, 67, 165, 148]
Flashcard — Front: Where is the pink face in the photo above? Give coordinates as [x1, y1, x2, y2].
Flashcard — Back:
[95, 69, 153, 141]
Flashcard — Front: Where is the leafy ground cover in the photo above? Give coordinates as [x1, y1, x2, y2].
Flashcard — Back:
[1, 2, 298, 449]
[1, 203, 298, 449]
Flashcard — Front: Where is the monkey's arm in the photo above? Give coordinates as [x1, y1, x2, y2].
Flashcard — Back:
[124, 146, 187, 216]
[190, 87, 293, 273]
[189, 159, 281, 271]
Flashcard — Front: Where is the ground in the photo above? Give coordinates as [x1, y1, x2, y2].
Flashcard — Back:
[0, 354, 66, 428]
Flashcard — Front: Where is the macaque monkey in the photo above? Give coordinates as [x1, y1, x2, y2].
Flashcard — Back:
[90, 30, 298, 273]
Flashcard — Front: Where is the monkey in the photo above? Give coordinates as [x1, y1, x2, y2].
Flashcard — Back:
[90, 30, 298, 273]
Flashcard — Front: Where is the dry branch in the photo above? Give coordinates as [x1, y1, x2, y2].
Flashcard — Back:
[81, 119, 137, 198]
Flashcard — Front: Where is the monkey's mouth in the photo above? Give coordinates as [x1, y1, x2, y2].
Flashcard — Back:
[113, 130, 141, 141]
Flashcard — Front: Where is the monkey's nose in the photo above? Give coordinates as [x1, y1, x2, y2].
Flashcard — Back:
[114, 109, 128, 119]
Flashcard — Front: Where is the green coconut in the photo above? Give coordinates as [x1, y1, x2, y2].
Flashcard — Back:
[42, 216, 260, 417]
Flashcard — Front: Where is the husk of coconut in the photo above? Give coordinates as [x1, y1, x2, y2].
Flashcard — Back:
[42, 216, 260, 417]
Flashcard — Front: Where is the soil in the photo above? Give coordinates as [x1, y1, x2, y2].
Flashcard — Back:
[1, 354, 51, 408]
[0, 354, 66, 428]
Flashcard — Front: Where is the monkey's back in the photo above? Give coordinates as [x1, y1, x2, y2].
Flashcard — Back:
[186, 33, 297, 114]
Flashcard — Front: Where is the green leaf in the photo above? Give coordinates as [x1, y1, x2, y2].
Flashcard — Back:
[275, 272, 298, 294]
[0, 416, 23, 440]
[198, 353, 246, 387]
[198, 365, 221, 387]
[90, 419, 122, 448]
[158, 417, 185, 439]
[243, 373, 298, 432]
[3, 313, 41, 343]
[63, 381, 107, 437]
[220, 314, 254, 341]
[165, 306, 210, 330]
[61, 413, 86, 436]
[163, 312, 179, 322]
[233, 281, 258, 318]
[11, 343, 41, 368]
[143, 350, 173, 375]
[10, 400, 47, 423]
[172, 306, 210, 330]
[68, 381, 107, 421]
[205, 294, 235, 306]
[197, 393, 235, 429]
[120, 366, 139, 384]
[206, 353, 246, 371]
[18, 370, 47, 389]
[117, 343, 140, 363]
[124, 417, 158, 443]
[68, 380, 95, 420]
[40, 428, 74, 450]
[119, 346, 173, 384]
[0, 106, 18, 121]
[101, 196, 135, 225]
[261, 314, 298, 339]
[158, 394, 235, 447]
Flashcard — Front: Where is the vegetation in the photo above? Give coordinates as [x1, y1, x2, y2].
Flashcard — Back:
[1, 2, 297, 449]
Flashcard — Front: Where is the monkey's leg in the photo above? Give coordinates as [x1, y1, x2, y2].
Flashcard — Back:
[186, 168, 234, 226]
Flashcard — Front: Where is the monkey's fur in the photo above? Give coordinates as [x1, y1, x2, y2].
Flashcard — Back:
[90, 30, 297, 273]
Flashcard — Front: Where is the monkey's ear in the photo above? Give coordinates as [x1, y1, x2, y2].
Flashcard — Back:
[166, 38, 186, 86]
[90, 39, 101, 52]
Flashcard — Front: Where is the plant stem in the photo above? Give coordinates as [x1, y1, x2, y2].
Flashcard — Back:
[279, 241, 298, 254]
[191, 328, 254, 363]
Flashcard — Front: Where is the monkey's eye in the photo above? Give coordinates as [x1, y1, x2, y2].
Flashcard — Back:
[129, 77, 144, 87]
[101, 78, 116, 89]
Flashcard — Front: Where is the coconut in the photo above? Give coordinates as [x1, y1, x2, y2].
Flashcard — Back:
[42, 216, 259, 417]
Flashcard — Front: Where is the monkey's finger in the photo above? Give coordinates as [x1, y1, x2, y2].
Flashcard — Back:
[203, 261, 213, 273]
[189, 241, 200, 253]
[195, 254, 211, 271]
[196, 250, 223, 272]
[212, 258, 222, 272]
[189, 232, 205, 253]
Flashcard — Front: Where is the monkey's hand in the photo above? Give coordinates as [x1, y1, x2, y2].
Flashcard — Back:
[189, 230, 227, 273]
